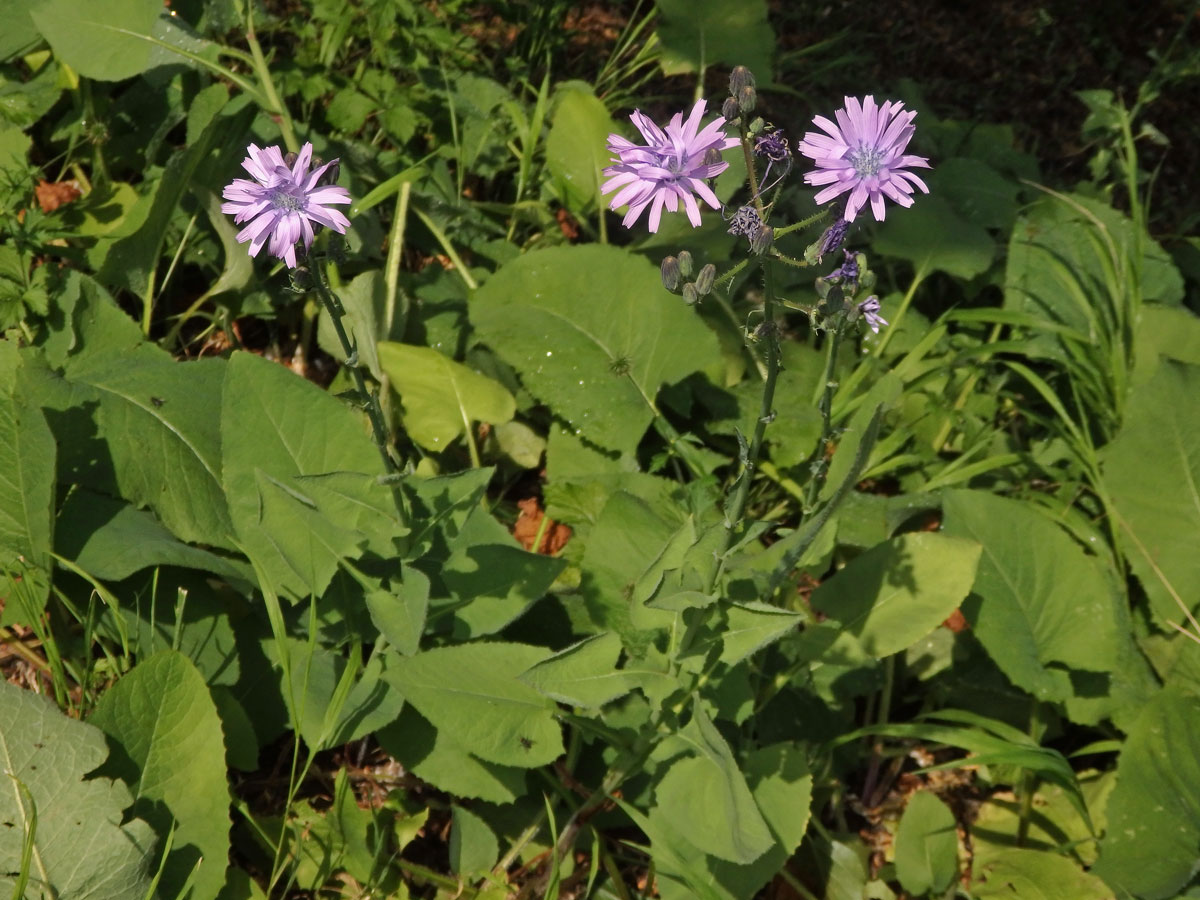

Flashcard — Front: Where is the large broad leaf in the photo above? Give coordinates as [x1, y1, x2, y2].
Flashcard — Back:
[383, 642, 562, 768]
[376, 705, 528, 804]
[377, 341, 515, 452]
[55, 489, 247, 583]
[641, 743, 813, 900]
[89, 651, 229, 900]
[471, 244, 720, 456]
[0, 346, 55, 581]
[32, 0, 213, 82]
[545, 84, 616, 212]
[655, 0, 774, 79]
[653, 707, 773, 865]
[519, 631, 636, 710]
[33, 291, 236, 548]
[973, 848, 1113, 900]
[873, 194, 995, 280]
[221, 351, 398, 599]
[894, 791, 958, 896]
[942, 490, 1143, 721]
[1092, 686, 1200, 900]
[810, 532, 981, 658]
[0, 683, 156, 900]
[1101, 361, 1200, 624]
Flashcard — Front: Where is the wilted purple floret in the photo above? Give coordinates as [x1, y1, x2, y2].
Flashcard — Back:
[601, 100, 739, 233]
[857, 295, 888, 333]
[798, 96, 931, 223]
[221, 142, 351, 268]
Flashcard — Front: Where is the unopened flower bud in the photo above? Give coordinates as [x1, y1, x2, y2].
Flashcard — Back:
[695, 263, 716, 296]
[748, 117, 765, 135]
[682, 283, 699, 305]
[677, 250, 694, 279]
[320, 159, 341, 186]
[817, 218, 849, 259]
[738, 84, 757, 114]
[729, 66, 755, 96]
[751, 224, 774, 255]
[289, 267, 313, 292]
[661, 255, 681, 291]
[284, 151, 298, 168]
[721, 97, 740, 121]
[703, 147, 723, 168]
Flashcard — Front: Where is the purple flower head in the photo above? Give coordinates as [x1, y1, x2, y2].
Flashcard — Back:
[727, 204, 763, 241]
[221, 142, 352, 268]
[754, 129, 790, 163]
[817, 217, 850, 259]
[798, 96, 931, 223]
[601, 100, 739, 233]
[824, 249, 859, 284]
[857, 295, 888, 333]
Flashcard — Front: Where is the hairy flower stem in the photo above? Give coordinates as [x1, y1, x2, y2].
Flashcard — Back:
[805, 326, 845, 509]
[311, 262, 397, 474]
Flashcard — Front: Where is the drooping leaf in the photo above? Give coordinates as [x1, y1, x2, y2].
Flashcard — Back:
[894, 791, 958, 896]
[1092, 686, 1200, 900]
[811, 532, 981, 658]
[383, 642, 562, 767]
[0, 683, 156, 900]
[1102, 361, 1200, 624]
[471, 244, 720, 456]
[89, 651, 229, 900]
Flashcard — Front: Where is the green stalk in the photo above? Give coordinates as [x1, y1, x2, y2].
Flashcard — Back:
[805, 325, 845, 509]
[311, 261, 397, 474]
[244, 6, 299, 153]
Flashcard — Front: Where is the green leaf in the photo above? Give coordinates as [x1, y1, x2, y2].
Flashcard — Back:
[519, 632, 634, 709]
[43, 328, 235, 549]
[0, 123, 31, 214]
[719, 601, 804, 667]
[317, 270, 383, 380]
[471, 244, 720, 456]
[221, 351, 396, 599]
[0, 0, 41, 61]
[1102, 361, 1200, 624]
[653, 706, 773, 865]
[1092, 686, 1200, 900]
[942, 489, 1142, 720]
[973, 848, 1113, 900]
[89, 651, 229, 900]
[0, 682, 156, 900]
[365, 566, 429, 656]
[811, 532, 981, 657]
[450, 806, 499, 876]
[873, 194, 995, 279]
[0, 358, 54, 572]
[55, 489, 247, 583]
[378, 341, 515, 452]
[383, 642, 563, 767]
[97, 89, 250, 296]
[894, 791, 958, 895]
[376, 705, 528, 804]
[655, 0, 774, 79]
[545, 85, 615, 212]
[32, 0, 210, 81]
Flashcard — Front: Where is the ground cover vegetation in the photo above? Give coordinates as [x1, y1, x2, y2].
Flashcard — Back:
[1, 1, 1199, 898]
